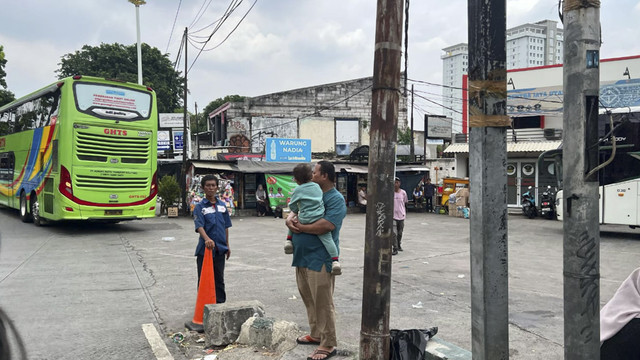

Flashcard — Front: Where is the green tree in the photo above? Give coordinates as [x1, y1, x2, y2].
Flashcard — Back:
[56, 43, 183, 113]
[0, 45, 7, 89]
[397, 126, 412, 144]
[157, 175, 181, 213]
[0, 45, 15, 107]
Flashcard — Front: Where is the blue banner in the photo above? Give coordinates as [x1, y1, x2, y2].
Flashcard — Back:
[265, 138, 311, 162]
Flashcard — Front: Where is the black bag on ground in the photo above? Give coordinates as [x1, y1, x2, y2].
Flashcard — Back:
[389, 327, 438, 360]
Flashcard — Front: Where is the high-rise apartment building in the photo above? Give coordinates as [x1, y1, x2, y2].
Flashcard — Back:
[441, 20, 564, 133]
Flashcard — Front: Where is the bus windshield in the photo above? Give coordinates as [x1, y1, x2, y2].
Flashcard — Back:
[74, 82, 152, 121]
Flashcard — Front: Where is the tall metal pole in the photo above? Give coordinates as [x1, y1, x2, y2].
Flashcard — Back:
[467, 1, 509, 359]
[182, 27, 189, 215]
[360, 0, 404, 359]
[129, 0, 146, 85]
[562, 2, 601, 359]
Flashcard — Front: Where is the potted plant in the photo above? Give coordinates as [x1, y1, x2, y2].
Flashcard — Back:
[158, 175, 181, 217]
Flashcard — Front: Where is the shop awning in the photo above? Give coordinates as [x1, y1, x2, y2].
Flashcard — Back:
[190, 160, 431, 174]
[190, 161, 237, 171]
[235, 160, 304, 173]
[443, 140, 562, 154]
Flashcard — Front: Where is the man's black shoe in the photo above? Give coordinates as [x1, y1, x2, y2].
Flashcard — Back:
[392, 249, 398, 255]
[398, 247, 403, 251]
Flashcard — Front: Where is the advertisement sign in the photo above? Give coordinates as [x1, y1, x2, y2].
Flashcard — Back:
[157, 130, 170, 151]
[265, 138, 311, 162]
[173, 130, 183, 151]
[264, 174, 297, 209]
[159, 113, 188, 128]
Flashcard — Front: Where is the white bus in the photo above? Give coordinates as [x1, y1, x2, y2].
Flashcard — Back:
[551, 106, 640, 228]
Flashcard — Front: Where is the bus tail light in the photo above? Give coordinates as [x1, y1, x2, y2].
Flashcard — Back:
[72, 75, 82, 80]
[59, 165, 73, 199]
[150, 171, 158, 198]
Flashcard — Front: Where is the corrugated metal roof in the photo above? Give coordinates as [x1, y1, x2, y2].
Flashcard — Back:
[443, 141, 562, 154]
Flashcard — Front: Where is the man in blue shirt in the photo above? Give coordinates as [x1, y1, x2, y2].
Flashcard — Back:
[193, 175, 232, 303]
[286, 161, 346, 360]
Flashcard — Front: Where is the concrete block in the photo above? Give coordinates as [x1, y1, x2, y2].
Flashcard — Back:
[237, 317, 300, 353]
[203, 300, 265, 347]
[424, 338, 471, 360]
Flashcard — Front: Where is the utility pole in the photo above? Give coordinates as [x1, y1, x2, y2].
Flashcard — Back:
[410, 84, 414, 160]
[195, 102, 199, 160]
[562, 2, 601, 359]
[403, 0, 409, 97]
[467, 1, 509, 359]
[181, 27, 189, 216]
[360, 1, 403, 359]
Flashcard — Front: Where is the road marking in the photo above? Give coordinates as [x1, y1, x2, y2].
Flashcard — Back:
[142, 323, 174, 360]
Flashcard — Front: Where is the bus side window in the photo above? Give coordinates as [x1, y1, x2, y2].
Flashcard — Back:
[0, 152, 14, 181]
[0, 111, 14, 136]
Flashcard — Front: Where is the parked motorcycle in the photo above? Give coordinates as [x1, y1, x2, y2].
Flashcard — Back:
[521, 186, 538, 219]
[539, 185, 556, 220]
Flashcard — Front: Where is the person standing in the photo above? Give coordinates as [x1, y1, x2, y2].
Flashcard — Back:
[193, 175, 232, 303]
[358, 185, 367, 206]
[393, 177, 408, 255]
[600, 267, 640, 358]
[423, 178, 437, 213]
[255, 184, 267, 217]
[286, 161, 346, 360]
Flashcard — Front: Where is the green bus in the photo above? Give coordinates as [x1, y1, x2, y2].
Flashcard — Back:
[0, 75, 158, 225]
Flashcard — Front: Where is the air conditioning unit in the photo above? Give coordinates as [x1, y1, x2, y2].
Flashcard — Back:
[544, 128, 562, 140]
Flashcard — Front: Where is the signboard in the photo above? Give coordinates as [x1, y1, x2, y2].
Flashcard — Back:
[265, 138, 311, 162]
[159, 113, 189, 128]
[157, 130, 170, 151]
[264, 174, 297, 209]
[173, 130, 184, 151]
[425, 115, 452, 140]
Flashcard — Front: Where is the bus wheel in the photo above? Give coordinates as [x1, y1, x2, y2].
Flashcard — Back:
[31, 193, 43, 226]
[19, 192, 33, 223]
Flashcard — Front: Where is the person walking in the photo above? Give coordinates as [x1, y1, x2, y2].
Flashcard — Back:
[423, 178, 437, 213]
[285, 161, 346, 360]
[193, 175, 232, 303]
[393, 177, 408, 255]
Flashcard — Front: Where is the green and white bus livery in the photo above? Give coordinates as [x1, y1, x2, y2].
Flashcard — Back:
[0, 76, 158, 225]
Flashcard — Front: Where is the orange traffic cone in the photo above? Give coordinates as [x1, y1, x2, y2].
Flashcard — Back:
[185, 247, 217, 332]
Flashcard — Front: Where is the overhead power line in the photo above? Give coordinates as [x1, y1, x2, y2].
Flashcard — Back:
[165, 0, 183, 54]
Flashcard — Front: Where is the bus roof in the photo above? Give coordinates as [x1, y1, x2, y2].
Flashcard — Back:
[0, 76, 150, 113]
[599, 106, 640, 115]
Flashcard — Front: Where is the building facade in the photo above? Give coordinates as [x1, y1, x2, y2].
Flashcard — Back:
[198, 76, 408, 160]
[442, 20, 564, 130]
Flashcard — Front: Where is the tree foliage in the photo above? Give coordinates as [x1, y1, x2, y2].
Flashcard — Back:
[158, 175, 181, 208]
[56, 43, 183, 113]
[397, 126, 413, 145]
[0, 45, 15, 107]
[0, 45, 7, 89]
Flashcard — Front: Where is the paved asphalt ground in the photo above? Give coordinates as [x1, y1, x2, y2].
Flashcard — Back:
[1, 207, 640, 359]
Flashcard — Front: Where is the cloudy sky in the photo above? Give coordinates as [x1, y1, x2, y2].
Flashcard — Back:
[1, 0, 639, 121]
